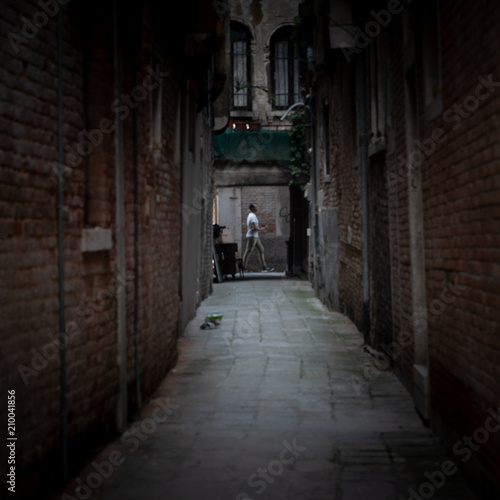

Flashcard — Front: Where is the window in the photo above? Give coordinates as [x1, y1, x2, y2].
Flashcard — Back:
[231, 22, 251, 110]
[271, 27, 301, 109]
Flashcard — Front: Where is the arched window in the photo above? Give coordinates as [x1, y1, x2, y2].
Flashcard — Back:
[230, 22, 252, 110]
[271, 27, 300, 109]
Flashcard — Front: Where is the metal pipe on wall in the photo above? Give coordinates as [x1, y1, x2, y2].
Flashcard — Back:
[56, 4, 68, 482]
[113, 0, 128, 432]
[132, 61, 142, 410]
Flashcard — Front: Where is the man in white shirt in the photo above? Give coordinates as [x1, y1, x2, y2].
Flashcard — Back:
[242, 203, 274, 272]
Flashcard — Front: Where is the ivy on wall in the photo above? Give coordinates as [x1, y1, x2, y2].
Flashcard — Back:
[288, 110, 309, 189]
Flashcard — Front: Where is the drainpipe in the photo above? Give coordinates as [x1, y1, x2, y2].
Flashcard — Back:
[131, 62, 142, 410]
[357, 53, 370, 344]
[113, 0, 128, 432]
[280, 102, 305, 121]
[309, 93, 320, 282]
[56, 4, 68, 483]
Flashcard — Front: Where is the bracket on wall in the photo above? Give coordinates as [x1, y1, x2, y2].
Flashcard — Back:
[81, 227, 113, 253]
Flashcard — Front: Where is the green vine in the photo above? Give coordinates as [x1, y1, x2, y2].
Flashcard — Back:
[288, 110, 309, 189]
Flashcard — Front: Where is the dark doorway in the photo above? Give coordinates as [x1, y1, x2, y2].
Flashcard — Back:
[368, 153, 393, 353]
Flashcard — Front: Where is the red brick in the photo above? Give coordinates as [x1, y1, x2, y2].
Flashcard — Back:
[310, 0, 500, 490]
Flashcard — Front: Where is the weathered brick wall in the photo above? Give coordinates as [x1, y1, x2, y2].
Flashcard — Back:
[312, 0, 500, 492]
[375, 1, 500, 490]
[382, 2, 500, 489]
[0, 1, 214, 496]
[385, 17, 416, 384]
[421, 0, 500, 488]
[0, 3, 92, 493]
[64, 4, 119, 465]
[126, 52, 182, 405]
[368, 152, 392, 350]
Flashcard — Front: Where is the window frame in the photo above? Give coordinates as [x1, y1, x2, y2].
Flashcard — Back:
[270, 26, 301, 110]
[230, 22, 252, 111]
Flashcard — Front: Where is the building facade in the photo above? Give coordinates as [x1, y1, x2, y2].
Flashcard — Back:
[214, 0, 305, 273]
[306, 0, 500, 496]
[0, 0, 225, 496]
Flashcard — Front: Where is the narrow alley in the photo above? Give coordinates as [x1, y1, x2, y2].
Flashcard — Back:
[2, 0, 500, 498]
[55, 277, 475, 500]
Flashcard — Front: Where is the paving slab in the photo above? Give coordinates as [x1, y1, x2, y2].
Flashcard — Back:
[53, 278, 477, 500]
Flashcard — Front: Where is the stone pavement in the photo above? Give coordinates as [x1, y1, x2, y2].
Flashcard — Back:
[56, 277, 476, 500]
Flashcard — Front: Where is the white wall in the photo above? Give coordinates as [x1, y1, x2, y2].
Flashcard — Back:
[217, 186, 243, 255]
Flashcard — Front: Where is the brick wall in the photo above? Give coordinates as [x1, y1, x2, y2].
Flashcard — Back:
[0, 1, 217, 497]
[375, 4, 500, 488]
[386, 16, 416, 384]
[422, 0, 500, 489]
[368, 152, 393, 350]
[127, 50, 183, 405]
[385, 2, 500, 488]
[310, 0, 500, 493]
[0, 2, 88, 492]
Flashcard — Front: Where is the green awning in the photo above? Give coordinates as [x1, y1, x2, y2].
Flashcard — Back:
[214, 129, 291, 166]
